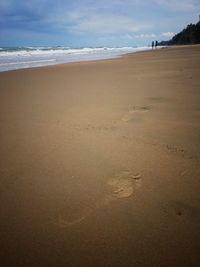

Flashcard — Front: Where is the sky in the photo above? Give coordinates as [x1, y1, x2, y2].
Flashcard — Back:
[0, 0, 200, 47]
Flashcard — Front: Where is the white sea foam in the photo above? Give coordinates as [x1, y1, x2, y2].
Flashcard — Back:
[0, 46, 152, 72]
[0, 59, 56, 66]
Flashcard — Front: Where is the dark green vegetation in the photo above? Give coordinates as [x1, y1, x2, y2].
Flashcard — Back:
[159, 21, 200, 46]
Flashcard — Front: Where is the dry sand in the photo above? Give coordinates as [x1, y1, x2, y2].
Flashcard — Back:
[0, 45, 200, 267]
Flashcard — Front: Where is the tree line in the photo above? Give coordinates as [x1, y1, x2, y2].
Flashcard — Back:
[158, 21, 200, 46]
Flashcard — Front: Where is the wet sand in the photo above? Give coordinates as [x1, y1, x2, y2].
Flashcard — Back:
[0, 45, 200, 267]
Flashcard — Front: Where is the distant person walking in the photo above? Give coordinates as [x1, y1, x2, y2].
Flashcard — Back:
[155, 40, 158, 48]
[152, 41, 154, 49]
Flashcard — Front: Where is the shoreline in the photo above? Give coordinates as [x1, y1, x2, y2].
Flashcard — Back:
[1, 44, 199, 73]
[0, 45, 200, 267]
[0, 46, 153, 73]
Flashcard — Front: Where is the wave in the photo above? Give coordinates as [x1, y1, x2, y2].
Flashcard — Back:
[0, 59, 56, 66]
[0, 46, 152, 72]
[0, 46, 138, 57]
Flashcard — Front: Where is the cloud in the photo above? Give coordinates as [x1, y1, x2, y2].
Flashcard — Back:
[0, 0, 153, 36]
[161, 31, 174, 38]
[154, 0, 200, 12]
[0, 0, 199, 46]
[135, 33, 156, 38]
[66, 12, 150, 35]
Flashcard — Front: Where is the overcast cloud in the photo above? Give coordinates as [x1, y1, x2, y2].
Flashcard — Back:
[0, 0, 199, 46]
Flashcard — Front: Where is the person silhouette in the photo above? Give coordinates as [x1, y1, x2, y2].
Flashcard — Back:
[152, 41, 154, 49]
[155, 40, 158, 48]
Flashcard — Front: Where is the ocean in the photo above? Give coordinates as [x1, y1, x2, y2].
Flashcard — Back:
[0, 46, 152, 72]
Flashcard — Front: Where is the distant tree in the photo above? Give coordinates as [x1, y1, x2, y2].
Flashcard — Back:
[158, 21, 200, 46]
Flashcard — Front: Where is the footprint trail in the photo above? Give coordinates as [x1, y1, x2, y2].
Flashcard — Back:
[56, 170, 142, 227]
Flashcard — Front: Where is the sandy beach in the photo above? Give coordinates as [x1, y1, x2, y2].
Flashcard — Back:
[0, 45, 200, 267]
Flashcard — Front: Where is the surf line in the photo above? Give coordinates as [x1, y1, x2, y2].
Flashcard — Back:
[0, 59, 56, 66]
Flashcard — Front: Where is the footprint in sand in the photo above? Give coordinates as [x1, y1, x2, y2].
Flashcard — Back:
[108, 170, 142, 198]
[122, 106, 150, 122]
[162, 201, 200, 220]
[56, 170, 142, 227]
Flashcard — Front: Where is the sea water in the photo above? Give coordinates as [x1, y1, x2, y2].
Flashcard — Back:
[0, 46, 152, 72]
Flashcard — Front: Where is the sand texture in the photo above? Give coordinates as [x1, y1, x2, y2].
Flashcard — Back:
[0, 45, 200, 267]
